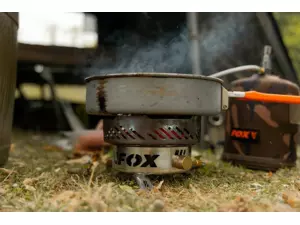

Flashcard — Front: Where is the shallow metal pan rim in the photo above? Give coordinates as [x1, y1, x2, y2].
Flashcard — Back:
[85, 72, 223, 84]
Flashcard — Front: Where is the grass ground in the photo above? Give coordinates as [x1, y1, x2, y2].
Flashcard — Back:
[1, 129, 300, 212]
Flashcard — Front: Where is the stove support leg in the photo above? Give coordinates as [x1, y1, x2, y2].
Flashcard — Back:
[133, 173, 153, 190]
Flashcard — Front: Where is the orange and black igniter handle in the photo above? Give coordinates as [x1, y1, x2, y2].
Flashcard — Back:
[228, 91, 300, 104]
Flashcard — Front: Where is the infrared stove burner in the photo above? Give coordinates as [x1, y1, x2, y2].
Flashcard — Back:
[105, 115, 198, 173]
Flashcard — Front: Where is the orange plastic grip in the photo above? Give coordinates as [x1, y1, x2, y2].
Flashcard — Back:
[239, 91, 300, 104]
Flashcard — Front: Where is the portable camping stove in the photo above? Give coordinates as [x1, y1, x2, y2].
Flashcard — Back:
[85, 73, 227, 189]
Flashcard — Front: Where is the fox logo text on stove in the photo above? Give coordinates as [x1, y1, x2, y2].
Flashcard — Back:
[114, 153, 159, 167]
[230, 128, 260, 143]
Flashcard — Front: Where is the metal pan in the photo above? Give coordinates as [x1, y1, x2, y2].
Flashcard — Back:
[85, 73, 228, 116]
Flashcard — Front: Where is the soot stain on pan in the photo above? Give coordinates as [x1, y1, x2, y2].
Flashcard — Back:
[96, 80, 107, 112]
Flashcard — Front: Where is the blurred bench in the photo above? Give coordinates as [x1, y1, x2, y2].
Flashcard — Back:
[15, 43, 99, 131]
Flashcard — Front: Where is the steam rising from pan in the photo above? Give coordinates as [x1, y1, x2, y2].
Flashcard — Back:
[85, 12, 254, 76]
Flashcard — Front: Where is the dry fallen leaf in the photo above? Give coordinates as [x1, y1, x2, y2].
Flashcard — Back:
[282, 191, 300, 208]
[153, 180, 164, 192]
[73, 148, 102, 158]
[156, 180, 164, 190]
[268, 171, 273, 178]
[23, 177, 41, 192]
[24, 185, 36, 192]
[100, 152, 111, 164]
[66, 155, 92, 165]
[23, 178, 39, 186]
[51, 190, 82, 212]
[282, 191, 293, 202]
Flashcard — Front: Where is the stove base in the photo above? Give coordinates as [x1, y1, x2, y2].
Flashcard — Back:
[112, 146, 193, 174]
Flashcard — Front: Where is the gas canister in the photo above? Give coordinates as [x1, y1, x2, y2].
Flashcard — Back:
[222, 74, 300, 171]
